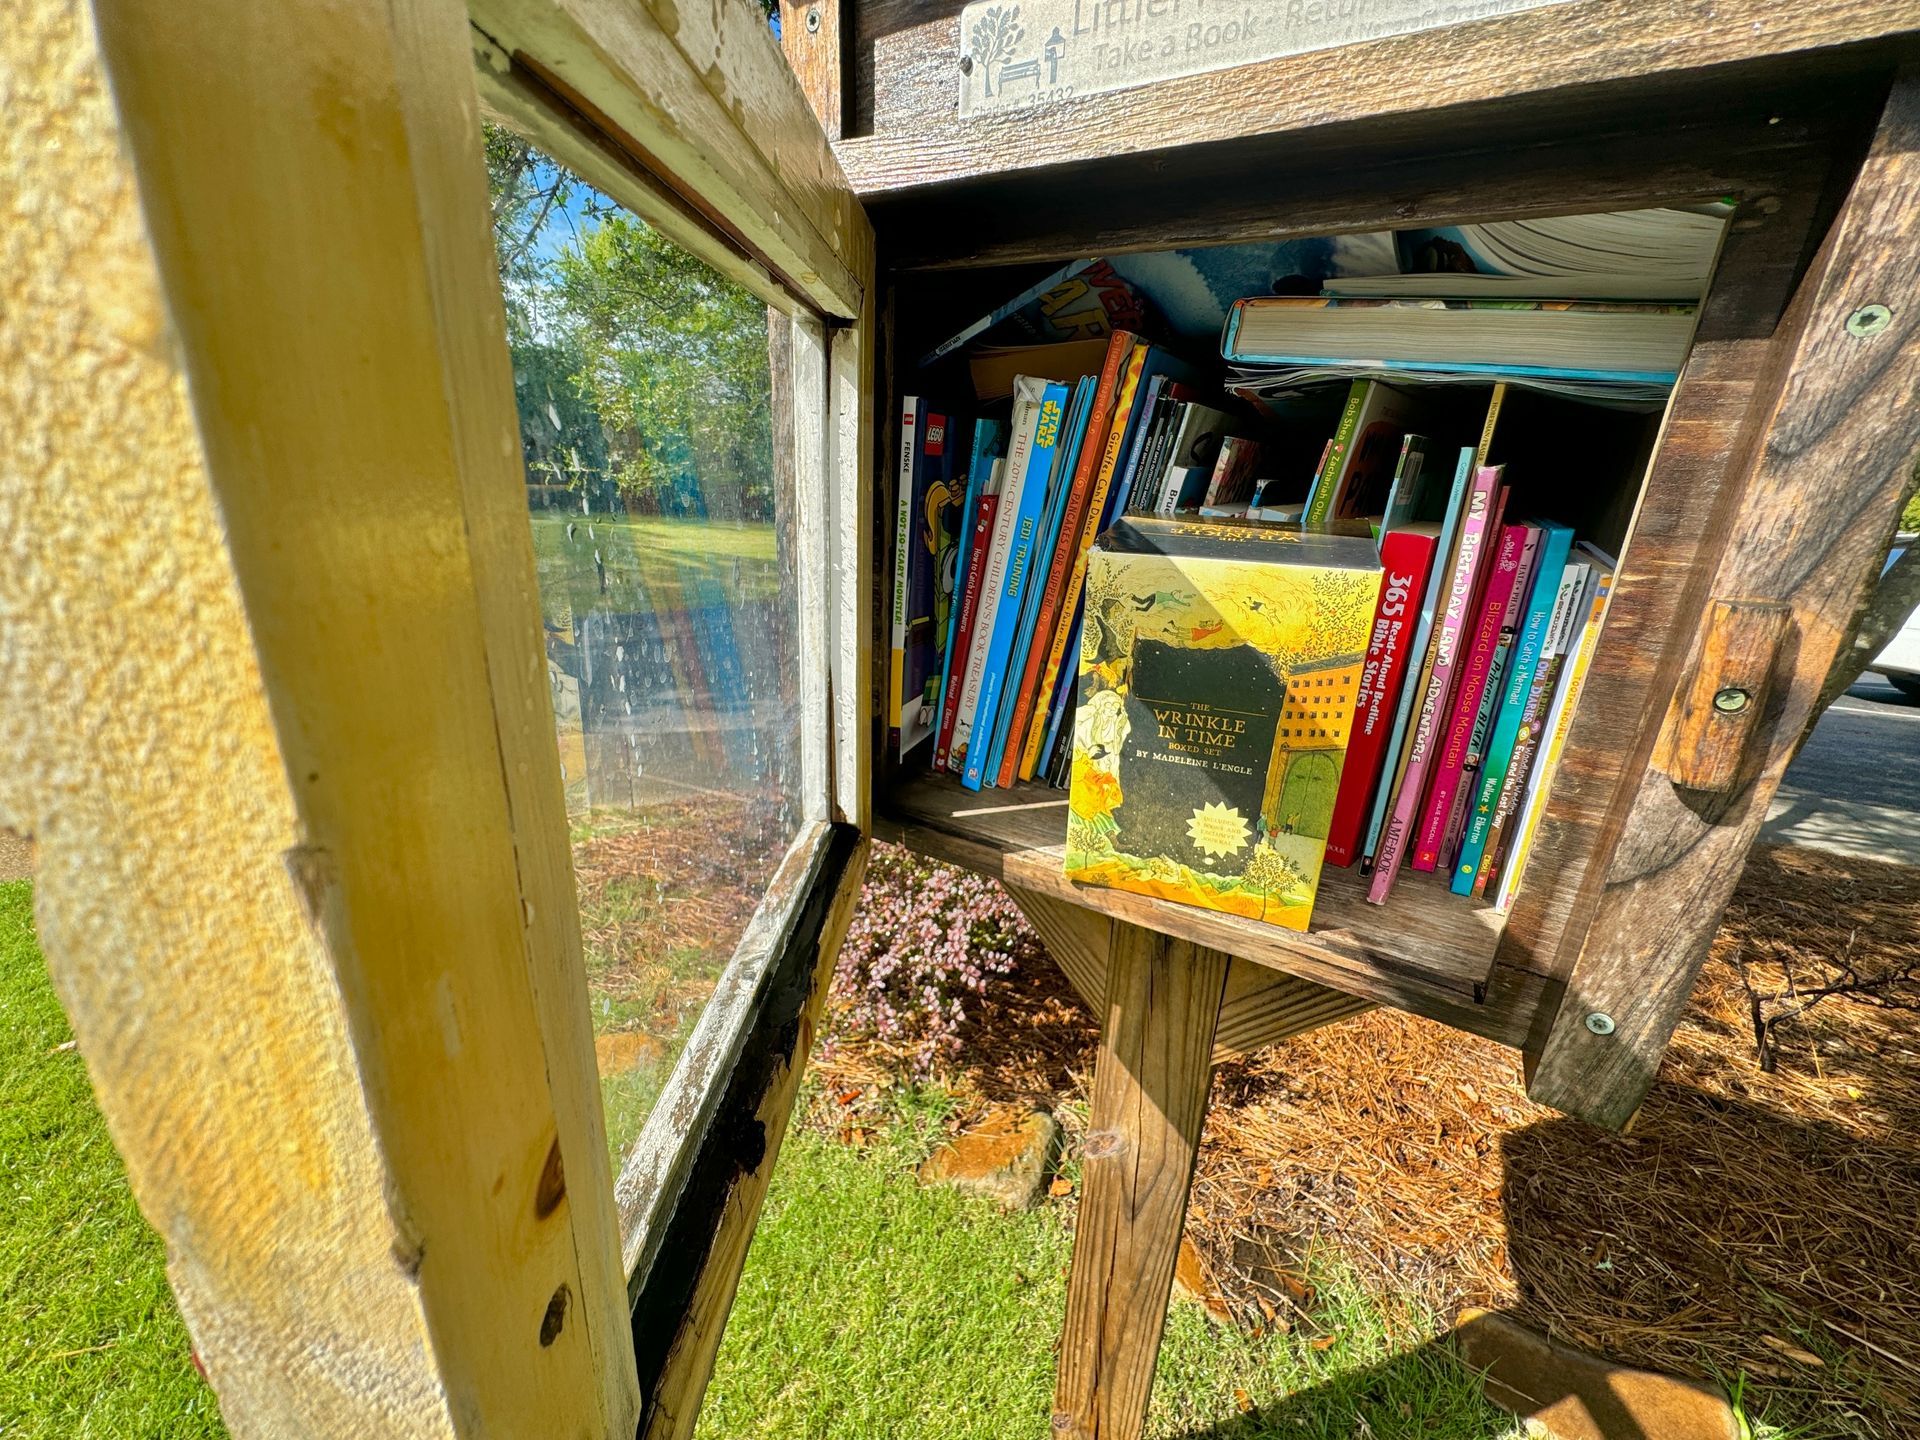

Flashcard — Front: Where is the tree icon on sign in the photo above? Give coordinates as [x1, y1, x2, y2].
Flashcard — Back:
[969, 5, 1024, 98]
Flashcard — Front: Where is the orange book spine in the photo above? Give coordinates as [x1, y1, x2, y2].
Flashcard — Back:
[993, 331, 1138, 787]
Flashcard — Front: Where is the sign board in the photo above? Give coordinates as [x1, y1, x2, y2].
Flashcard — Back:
[958, 0, 1573, 115]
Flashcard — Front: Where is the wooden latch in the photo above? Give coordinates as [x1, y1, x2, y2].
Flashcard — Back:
[1655, 598, 1793, 792]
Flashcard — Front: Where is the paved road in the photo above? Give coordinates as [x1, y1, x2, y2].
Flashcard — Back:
[1763, 676, 1920, 865]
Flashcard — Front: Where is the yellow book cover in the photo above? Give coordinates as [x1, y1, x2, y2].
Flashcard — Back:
[1064, 517, 1381, 931]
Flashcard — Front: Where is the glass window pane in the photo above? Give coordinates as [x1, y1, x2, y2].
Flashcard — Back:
[484, 126, 804, 1165]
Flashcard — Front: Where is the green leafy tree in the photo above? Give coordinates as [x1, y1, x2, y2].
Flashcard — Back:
[481, 124, 773, 519]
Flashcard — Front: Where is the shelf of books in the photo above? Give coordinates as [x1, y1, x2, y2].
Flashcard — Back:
[879, 206, 1719, 1002]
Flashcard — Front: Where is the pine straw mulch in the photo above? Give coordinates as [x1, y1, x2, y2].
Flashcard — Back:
[571, 794, 791, 1018]
[812, 842, 1920, 1434]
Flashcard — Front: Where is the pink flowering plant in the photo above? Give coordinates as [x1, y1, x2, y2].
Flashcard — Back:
[830, 842, 1041, 1073]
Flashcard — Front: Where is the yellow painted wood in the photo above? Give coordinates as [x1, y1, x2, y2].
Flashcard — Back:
[3, 1, 637, 1433]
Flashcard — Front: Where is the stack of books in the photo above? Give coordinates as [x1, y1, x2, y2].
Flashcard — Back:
[892, 207, 1713, 920]
[1312, 421, 1618, 908]
[895, 329, 1273, 794]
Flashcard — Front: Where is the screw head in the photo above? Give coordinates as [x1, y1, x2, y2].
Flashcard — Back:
[1585, 1012, 1617, 1037]
[959, 54, 973, 74]
[1846, 304, 1892, 338]
[805, 6, 820, 31]
[1712, 686, 1751, 714]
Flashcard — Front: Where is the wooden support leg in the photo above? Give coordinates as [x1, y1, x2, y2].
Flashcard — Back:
[1054, 920, 1230, 1440]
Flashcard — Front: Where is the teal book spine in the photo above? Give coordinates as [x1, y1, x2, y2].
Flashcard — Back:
[1452, 519, 1576, 894]
[964, 380, 1068, 791]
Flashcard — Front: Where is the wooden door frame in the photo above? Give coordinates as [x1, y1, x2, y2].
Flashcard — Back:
[6, 0, 875, 1435]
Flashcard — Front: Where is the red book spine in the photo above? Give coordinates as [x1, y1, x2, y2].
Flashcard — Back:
[1412, 521, 1530, 871]
[1325, 528, 1439, 866]
[934, 493, 1000, 770]
[995, 330, 1137, 787]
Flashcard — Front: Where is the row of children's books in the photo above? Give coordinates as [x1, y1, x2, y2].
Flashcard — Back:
[891, 328, 1242, 793]
[1317, 414, 1616, 910]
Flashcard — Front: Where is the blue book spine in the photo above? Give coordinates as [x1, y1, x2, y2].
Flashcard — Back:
[931, 419, 996, 770]
[983, 379, 1084, 785]
[963, 381, 1068, 791]
[1360, 445, 1476, 865]
[1452, 520, 1576, 894]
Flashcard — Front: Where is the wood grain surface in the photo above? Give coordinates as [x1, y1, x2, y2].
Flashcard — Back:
[1053, 922, 1230, 1440]
[780, 0, 846, 137]
[842, 0, 1916, 191]
[1652, 598, 1795, 792]
[1527, 73, 1920, 1127]
[4, 1, 640, 1432]
[1008, 887, 1374, 1063]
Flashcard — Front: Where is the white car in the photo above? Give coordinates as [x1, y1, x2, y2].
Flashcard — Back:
[1869, 536, 1920, 701]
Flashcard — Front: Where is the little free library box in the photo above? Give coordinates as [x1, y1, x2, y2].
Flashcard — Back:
[10, 2, 1917, 1439]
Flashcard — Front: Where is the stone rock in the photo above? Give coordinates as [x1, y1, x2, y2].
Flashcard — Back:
[594, 1030, 666, 1076]
[1171, 1236, 1234, 1327]
[1454, 1308, 1740, 1440]
[917, 1105, 1059, 1211]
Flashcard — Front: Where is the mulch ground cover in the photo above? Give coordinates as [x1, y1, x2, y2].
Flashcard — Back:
[815, 842, 1920, 1436]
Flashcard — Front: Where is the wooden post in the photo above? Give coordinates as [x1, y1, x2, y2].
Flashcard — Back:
[1054, 921, 1230, 1440]
[779, 0, 845, 139]
[1526, 72, 1920, 1126]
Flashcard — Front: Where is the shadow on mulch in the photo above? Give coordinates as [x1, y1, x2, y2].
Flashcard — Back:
[818, 842, 1920, 1437]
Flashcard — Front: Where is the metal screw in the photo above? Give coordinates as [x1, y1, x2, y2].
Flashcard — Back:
[959, 54, 973, 75]
[1846, 304, 1892, 338]
[805, 6, 820, 31]
[1585, 1012, 1617, 1037]
[1712, 686, 1751, 715]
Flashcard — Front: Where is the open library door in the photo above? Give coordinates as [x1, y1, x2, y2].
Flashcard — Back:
[8, 2, 873, 1438]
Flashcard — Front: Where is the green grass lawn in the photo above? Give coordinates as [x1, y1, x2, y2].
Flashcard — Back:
[0, 882, 225, 1440]
[697, 1090, 1523, 1440]
[527, 512, 781, 624]
[2, 881, 1515, 1439]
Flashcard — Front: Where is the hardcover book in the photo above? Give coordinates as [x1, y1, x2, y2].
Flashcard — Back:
[965, 378, 1068, 790]
[1064, 518, 1382, 932]
[1324, 524, 1440, 867]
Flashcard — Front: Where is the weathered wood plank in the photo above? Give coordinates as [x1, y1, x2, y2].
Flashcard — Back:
[469, 0, 871, 319]
[1054, 922, 1229, 1440]
[843, 0, 1916, 191]
[832, 305, 878, 829]
[1494, 127, 1854, 1000]
[1527, 73, 1920, 1127]
[3, 1, 637, 1433]
[1006, 887, 1373, 1062]
[884, 769, 1502, 996]
[869, 96, 1858, 277]
[780, 0, 845, 138]
[629, 827, 867, 1439]
[878, 787, 1553, 1047]
[1652, 599, 1795, 792]
[472, 35, 792, 315]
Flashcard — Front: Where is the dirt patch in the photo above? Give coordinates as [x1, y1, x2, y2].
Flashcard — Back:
[0, 829, 32, 883]
[816, 843, 1920, 1435]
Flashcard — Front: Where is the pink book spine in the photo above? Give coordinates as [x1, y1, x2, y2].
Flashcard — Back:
[1412, 521, 1530, 871]
[1367, 465, 1505, 905]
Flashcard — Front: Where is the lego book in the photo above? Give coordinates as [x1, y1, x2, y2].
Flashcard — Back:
[1064, 518, 1382, 932]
